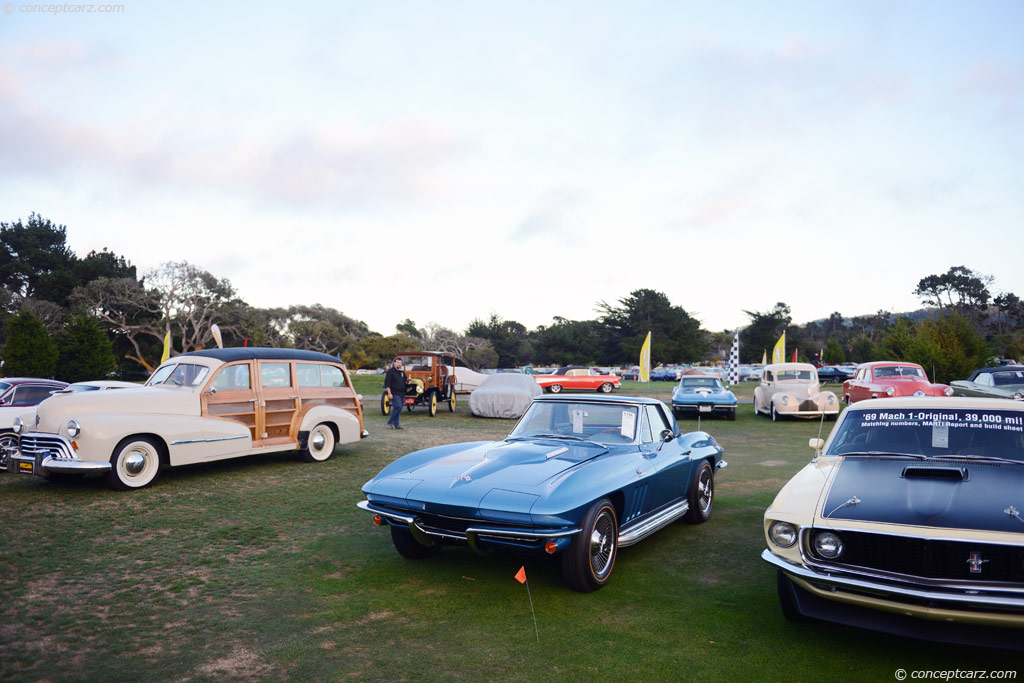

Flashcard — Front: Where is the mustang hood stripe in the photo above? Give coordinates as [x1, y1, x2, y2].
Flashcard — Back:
[822, 458, 1024, 534]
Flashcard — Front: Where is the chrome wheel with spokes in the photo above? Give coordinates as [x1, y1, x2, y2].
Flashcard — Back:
[563, 498, 618, 592]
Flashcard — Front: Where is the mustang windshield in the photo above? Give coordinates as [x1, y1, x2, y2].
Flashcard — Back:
[510, 402, 639, 444]
[827, 407, 1024, 462]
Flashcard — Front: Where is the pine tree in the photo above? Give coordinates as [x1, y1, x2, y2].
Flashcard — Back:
[56, 316, 116, 383]
[2, 310, 58, 378]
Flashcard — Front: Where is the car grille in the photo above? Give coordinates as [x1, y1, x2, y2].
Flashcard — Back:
[799, 399, 819, 411]
[812, 530, 1024, 583]
[19, 433, 76, 460]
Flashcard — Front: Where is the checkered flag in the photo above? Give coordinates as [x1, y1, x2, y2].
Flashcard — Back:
[727, 332, 740, 386]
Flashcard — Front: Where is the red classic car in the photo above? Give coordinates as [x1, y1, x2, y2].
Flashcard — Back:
[842, 361, 953, 404]
[534, 366, 620, 393]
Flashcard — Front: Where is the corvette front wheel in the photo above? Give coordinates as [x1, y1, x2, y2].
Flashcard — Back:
[390, 526, 438, 560]
[563, 498, 617, 593]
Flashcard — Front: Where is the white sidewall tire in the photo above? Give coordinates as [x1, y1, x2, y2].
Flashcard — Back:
[108, 438, 162, 490]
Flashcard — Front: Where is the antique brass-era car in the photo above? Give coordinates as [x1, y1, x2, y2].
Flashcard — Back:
[380, 351, 458, 417]
[763, 396, 1024, 649]
[8, 348, 367, 489]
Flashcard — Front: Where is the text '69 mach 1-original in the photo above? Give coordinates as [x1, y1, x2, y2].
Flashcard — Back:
[763, 396, 1024, 649]
[359, 394, 727, 592]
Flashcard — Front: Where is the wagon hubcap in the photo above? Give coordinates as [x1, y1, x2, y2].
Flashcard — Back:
[312, 432, 326, 451]
[125, 451, 146, 475]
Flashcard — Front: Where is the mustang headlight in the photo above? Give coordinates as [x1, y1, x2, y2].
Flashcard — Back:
[13, 416, 23, 434]
[813, 531, 845, 559]
[885, 387, 895, 396]
[780, 395, 790, 406]
[768, 521, 798, 548]
[67, 420, 82, 438]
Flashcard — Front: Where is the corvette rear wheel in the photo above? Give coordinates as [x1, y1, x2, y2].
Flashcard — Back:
[563, 498, 617, 592]
[684, 461, 714, 524]
[390, 525, 439, 559]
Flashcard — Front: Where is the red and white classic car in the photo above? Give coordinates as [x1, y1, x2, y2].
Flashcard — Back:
[842, 361, 953, 404]
[533, 366, 620, 394]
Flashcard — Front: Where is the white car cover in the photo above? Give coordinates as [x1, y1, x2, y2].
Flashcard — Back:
[447, 365, 488, 393]
[468, 373, 542, 419]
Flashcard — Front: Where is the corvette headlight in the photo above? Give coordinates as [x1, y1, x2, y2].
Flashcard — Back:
[13, 416, 23, 434]
[768, 521, 797, 548]
[885, 387, 895, 396]
[944, 387, 954, 396]
[67, 420, 81, 438]
[780, 395, 790, 406]
[813, 531, 845, 559]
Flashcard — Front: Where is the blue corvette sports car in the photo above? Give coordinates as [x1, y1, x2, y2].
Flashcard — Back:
[671, 376, 738, 421]
[358, 394, 727, 592]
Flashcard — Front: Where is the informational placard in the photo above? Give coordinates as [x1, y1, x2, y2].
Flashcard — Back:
[571, 409, 585, 434]
[621, 410, 636, 438]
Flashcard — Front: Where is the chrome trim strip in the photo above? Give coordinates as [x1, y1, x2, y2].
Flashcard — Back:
[803, 522, 1024, 547]
[619, 499, 690, 547]
[170, 435, 248, 445]
[763, 549, 1024, 608]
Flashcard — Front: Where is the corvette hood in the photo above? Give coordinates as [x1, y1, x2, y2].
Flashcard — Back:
[821, 457, 1024, 534]
[370, 439, 609, 510]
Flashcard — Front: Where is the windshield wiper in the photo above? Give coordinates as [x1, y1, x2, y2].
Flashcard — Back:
[838, 451, 928, 460]
[514, 433, 602, 446]
[932, 454, 1024, 467]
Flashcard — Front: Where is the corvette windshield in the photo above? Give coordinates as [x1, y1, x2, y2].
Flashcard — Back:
[826, 407, 1024, 462]
[510, 402, 639, 444]
[680, 378, 722, 389]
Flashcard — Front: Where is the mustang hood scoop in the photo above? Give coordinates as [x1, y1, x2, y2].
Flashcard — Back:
[822, 458, 1024, 533]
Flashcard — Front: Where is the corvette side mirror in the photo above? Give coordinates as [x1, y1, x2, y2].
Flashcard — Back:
[661, 429, 674, 443]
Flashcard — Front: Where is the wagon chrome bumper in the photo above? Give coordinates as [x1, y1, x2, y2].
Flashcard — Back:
[8, 432, 111, 476]
[357, 500, 581, 554]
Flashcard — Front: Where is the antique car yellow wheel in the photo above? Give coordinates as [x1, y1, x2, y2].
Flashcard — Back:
[562, 498, 617, 592]
[105, 436, 162, 490]
[390, 525, 439, 559]
[428, 391, 438, 417]
[380, 391, 391, 416]
[448, 392, 456, 412]
[300, 423, 336, 462]
[684, 461, 714, 524]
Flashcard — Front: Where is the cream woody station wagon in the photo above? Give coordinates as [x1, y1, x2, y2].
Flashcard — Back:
[8, 348, 367, 490]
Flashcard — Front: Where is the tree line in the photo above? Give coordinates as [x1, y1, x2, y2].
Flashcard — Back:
[1, 214, 1021, 383]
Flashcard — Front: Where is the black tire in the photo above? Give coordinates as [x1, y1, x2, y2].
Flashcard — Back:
[448, 392, 456, 412]
[598, 382, 613, 394]
[380, 392, 391, 416]
[777, 570, 807, 622]
[300, 423, 336, 462]
[727, 408, 736, 421]
[105, 436, 163, 491]
[684, 461, 714, 524]
[0, 430, 17, 471]
[562, 498, 617, 592]
[550, 384, 563, 394]
[771, 402, 779, 422]
[390, 525, 438, 559]
[428, 391, 438, 417]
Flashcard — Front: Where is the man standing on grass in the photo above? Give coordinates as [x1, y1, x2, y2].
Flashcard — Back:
[384, 357, 406, 430]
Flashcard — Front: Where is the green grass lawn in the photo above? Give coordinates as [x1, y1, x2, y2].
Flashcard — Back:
[1, 379, 1019, 680]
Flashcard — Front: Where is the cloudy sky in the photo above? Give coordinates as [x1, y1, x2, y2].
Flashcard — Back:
[1, 1, 1022, 336]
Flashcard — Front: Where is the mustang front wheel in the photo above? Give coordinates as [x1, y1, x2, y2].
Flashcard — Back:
[777, 570, 806, 622]
[300, 423, 336, 462]
[563, 498, 617, 592]
[390, 525, 439, 559]
[105, 437, 162, 490]
[684, 461, 714, 524]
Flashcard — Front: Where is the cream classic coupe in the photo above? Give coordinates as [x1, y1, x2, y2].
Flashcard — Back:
[753, 362, 839, 421]
[8, 348, 367, 489]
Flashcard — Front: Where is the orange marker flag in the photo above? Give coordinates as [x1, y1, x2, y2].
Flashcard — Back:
[514, 566, 527, 584]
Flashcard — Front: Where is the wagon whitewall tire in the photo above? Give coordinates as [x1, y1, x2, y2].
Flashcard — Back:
[301, 423, 336, 462]
[105, 437, 162, 490]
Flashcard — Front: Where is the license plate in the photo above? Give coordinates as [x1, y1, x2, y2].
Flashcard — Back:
[698, 405, 712, 413]
[16, 460, 34, 475]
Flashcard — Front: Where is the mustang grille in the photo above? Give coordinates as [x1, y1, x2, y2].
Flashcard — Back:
[811, 530, 1024, 583]
[19, 433, 76, 460]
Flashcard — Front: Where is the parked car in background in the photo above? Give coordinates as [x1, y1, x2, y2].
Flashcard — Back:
[0, 378, 69, 470]
[619, 367, 640, 381]
[671, 376, 737, 420]
[57, 380, 140, 394]
[763, 396, 1024, 648]
[650, 367, 679, 382]
[753, 363, 839, 421]
[8, 349, 366, 489]
[534, 366, 620, 394]
[381, 351, 459, 416]
[816, 365, 854, 383]
[359, 394, 726, 592]
[842, 361, 953, 404]
[951, 366, 1024, 401]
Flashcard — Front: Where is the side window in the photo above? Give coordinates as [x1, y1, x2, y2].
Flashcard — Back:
[978, 374, 992, 387]
[297, 364, 320, 388]
[639, 409, 655, 443]
[320, 365, 347, 388]
[645, 405, 670, 437]
[212, 363, 251, 391]
[261, 362, 292, 388]
[12, 385, 56, 405]
[764, 371, 773, 383]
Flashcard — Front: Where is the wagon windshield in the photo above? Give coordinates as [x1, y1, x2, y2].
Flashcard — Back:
[510, 402, 639, 444]
[146, 363, 210, 387]
[826, 408, 1024, 462]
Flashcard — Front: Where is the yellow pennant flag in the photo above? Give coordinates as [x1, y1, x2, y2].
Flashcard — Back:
[161, 331, 171, 363]
[211, 323, 223, 349]
[638, 331, 652, 383]
[771, 331, 786, 364]
[761, 350, 767, 365]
